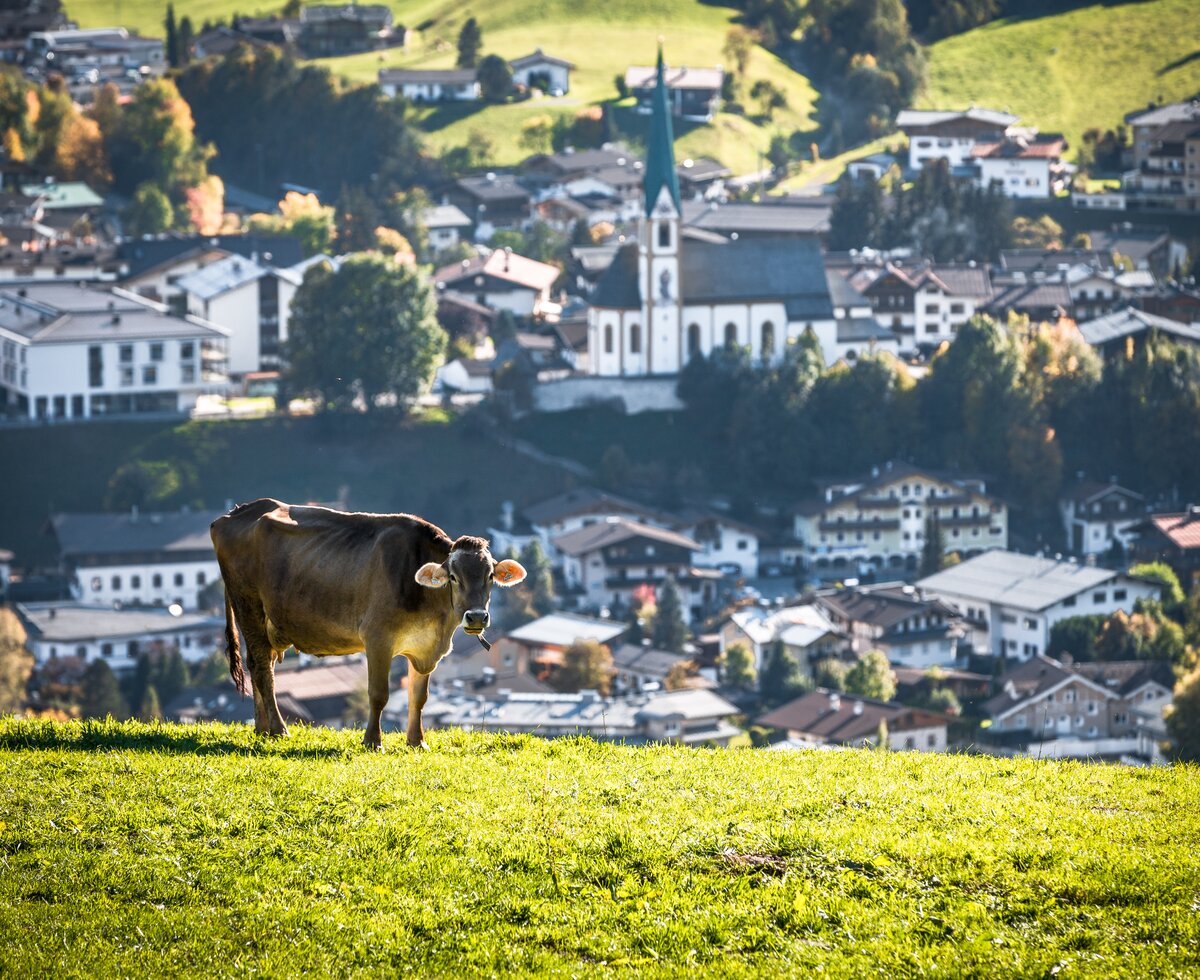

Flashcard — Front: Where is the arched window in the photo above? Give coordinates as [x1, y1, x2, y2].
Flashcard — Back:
[687, 323, 701, 359]
[629, 323, 641, 354]
[658, 221, 671, 249]
[724, 322, 737, 348]
[760, 321, 775, 361]
[604, 324, 613, 354]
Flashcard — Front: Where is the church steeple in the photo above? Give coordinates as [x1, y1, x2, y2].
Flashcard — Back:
[643, 44, 681, 218]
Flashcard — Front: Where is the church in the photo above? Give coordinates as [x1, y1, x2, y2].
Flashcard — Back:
[587, 49, 837, 378]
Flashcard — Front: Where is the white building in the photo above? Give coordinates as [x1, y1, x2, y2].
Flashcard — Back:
[432, 249, 559, 318]
[378, 68, 480, 102]
[50, 509, 224, 611]
[718, 603, 842, 673]
[422, 204, 473, 253]
[896, 107, 1019, 170]
[509, 49, 573, 95]
[917, 551, 1161, 661]
[589, 54, 834, 378]
[120, 245, 234, 309]
[1060, 481, 1147, 557]
[673, 508, 760, 578]
[17, 602, 222, 671]
[970, 134, 1070, 198]
[0, 282, 229, 422]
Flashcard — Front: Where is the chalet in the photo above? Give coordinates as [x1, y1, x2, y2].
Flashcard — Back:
[554, 518, 717, 621]
[792, 461, 1008, 574]
[1122, 101, 1200, 211]
[917, 551, 1160, 661]
[969, 133, 1070, 198]
[299, 4, 398, 57]
[116, 234, 305, 284]
[984, 280, 1072, 322]
[508, 49, 573, 95]
[26, 27, 164, 70]
[521, 147, 641, 192]
[676, 157, 731, 198]
[0, 282, 229, 422]
[17, 601, 222, 671]
[1138, 282, 1200, 324]
[1077, 307, 1200, 360]
[851, 262, 992, 347]
[1088, 226, 1184, 278]
[443, 174, 531, 235]
[813, 582, 968, 670]
[378, 67, 478, 102]
[421, 204, 473, 252]
[758, 689, 950, 752]
[998, 247, 1115, 277]
[489, 612, 629, 683]
[432, 249, 558, 317]
[120, 245, 233, 309]
[434, 357, 492, 396]
[1067, 267, 1135, 321]
[49, 508, 223, 611]
[895, 107, 1018, 171]
[1129, 507, 1200, 587]
[719, 603, 843, 674]
[672, 507, 761, 578]
[625, 63, 723, 122]
[610, 642, 697, 694]
[1059, 480, 1148, 557]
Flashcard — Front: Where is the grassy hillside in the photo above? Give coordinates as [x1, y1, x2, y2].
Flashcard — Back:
[0, 413, 572, 569]
[69, 0, 817, 173]
[1, 719, 1197, 977]
[923, 0, 1200, 155]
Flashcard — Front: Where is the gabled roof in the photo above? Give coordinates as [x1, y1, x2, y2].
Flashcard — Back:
[1140, 509, 1200, 551]
[523, 486, 674, 527]
[453, 174, 530, 203]
[728, 603, 837, 647]
[117, 234, 305, 280]
[816, 583, 959, 632]
[505, 612, 628, 648]
[1078, 307, 1200, 347]
[176, 253, 269, 300]
[590, 242, 641, 310]
[681, 234, 834, 318]
[553, 518, 700, 557]
[826, 269, 870, 309]
[433, 249, 558, 292]
[19, 181, 103, 210]
[379, 68, 477, 85]
[681, 199, 830, 235]
[17, 602, 221, 643]
[1125, 100, 1200, 127]
[913, 265, 992, 299]
[896, 107, 1019, 130]
[986, 280, 1072, 314]
[611, 642, 691, 677]
[50, 509, 224, 560]
[422, 204, 472, 229]
[1060, 479, 1145, 507]
[758, 689, 948, 740]
[837, 317, 895, 343]
[917, 551, 1135, 612]
[509, 49, 574, 70]
[971, 134, 1065, 160]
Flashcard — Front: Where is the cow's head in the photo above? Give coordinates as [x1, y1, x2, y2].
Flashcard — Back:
[414, 536, 526, 635]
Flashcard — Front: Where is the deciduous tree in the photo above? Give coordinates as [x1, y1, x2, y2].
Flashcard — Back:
[0, 608, 33, 714]
[844, 649, 896, 701]
[81, 660, 129, 719]
[553, 640, 613, 695]
[722, 642, 757, 691]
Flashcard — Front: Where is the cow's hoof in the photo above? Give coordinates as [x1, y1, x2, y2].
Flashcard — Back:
[363, 736, 384, 752]
[408, 740, 430, 752]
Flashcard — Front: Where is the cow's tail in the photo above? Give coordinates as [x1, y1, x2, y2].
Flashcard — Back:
[223, 588, 247, 696]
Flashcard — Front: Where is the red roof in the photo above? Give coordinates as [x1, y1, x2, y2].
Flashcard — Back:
[1148, 510, 1200, 550]
[971, 136, 1065, 160]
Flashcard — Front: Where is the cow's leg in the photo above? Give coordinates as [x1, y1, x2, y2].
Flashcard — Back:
[406, 670, 431, 750]
[241, 613, 287, 738]
[363, 645, 393, 751]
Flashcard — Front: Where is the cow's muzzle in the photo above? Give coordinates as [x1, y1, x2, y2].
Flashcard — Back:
[463, 609, 489, 634]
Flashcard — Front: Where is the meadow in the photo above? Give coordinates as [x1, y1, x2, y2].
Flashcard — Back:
[0, 718, 1197, 977]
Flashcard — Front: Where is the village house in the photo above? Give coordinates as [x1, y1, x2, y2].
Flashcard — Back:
[1129, 507, 1200, 588]
[718, 603, 843, 673]
[521, 147, 643, 197]
[443, 174, 531, 236]
[1077, 307, 1200, 360]
[672, 507, 761, 578]
[432, 249, 558, 318]
[508, 49, 573, 95]
[980, 655, 1175, 762]
[0, 282, 230, 422]
[554, 517, 719, 621]
[378, 67, 479, 102]
[917, 550, 1160, 661]
[419, 688, 742, 745]
[120, 245, 235, 311]
[298, 4, 399, 57]
[1059, 480, 1148, 557]
[758, 689, 950, 752]
[1066, 266, 1136, 321]
[846, 261, 993, 350]
[896, 107, 1019, 172]
[1122, 100, 1200, 212]
[676, 157, 731, 199]
[970, 133, 1071, 198]
[16, 601, 222, 671]
[984, 280, 1073, 323]
[610, 641, 698, 694]
[26, 27, 164, 71]
[792, 462, 1009, 574]
[421, 204, 473, 253]
[434, 356, 492, 396]
[49, 508, 224, 611]
[813, 582, 969, 670]
[626, 63, 723, 122]
[486, 612, 629, 683]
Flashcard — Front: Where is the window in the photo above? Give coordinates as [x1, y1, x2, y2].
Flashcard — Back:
[736, 539, 748, 551]
[950, 303, 964, 314]
[119, 344, 133, 363]
[1013, 713, 1026, 728]
[604, 325, 613, 354]
[180, 341, 195, 360]
[88, 345, 103, 388]
[724, 322, 737, 348]
[1063, 596, 1076, 608]
[131, 575, 141, 589]
[657, 221, 671, 249]
[101, 643, 113, 658]
[904, 736, 915, 749]
[174, 573, 184, 586]
[1113, 712, 1128, 725]
[1113, 589, 1126, 601]
[760, 321, 775, 360]
[120, 367, 133, 387]
[927, 733, 937, 748]
[181, 364, 195, 384]
[1023, 617, 1037, 630]
[1087, 701, 1098, 715]
[111, 575, 122, 590]
[925, 304, 939, 315]
[1064, 689, 1077, 703]
[152, 573, 162, 588]
[1093, 591, 1106, 604]
[197, 571, 207, 585]
[149, 342, 163, 362]
[687, 323, 701, 359]
[91, 576, 101, 592]
[75, 645, 87, 658]
[629, 323, 641, 354]
[143, 365, 157, 385]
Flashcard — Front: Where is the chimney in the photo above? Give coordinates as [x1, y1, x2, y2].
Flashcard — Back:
[828, 692, 841, 711]
[853, 700, 863, 716]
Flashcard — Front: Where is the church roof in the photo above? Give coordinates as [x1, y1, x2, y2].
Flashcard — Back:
[642, 47, 682, 218]
[591, 242, 641, 310]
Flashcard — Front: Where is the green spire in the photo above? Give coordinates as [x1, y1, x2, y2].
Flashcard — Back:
[643, 44, 681, 218]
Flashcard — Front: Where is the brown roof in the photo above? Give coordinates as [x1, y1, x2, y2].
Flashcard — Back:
[1145, 509, 1200, 551]
[971, 135, 1066, 159]
[553, 518, 700, 557]
[757, 690, 947, 742]
[433, 250, 559, 292]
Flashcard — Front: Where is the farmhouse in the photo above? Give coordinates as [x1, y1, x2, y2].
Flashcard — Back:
[969, 133, 1070, 198]
[432, 249, 559, 317]
[792, 461, 1008, 574]
[378, 68, 479, 102]
[16, 601, 222, 671]
[421, 204, 473, 253]
[1129, 507, 1200, 587]
[1077, 307, 1200, 359]
[718, 603, 843, 673]
[625, 63, 723, 122]
[299, 4, 398, 57]
[917, 550, 1160, 661]
[846, 262, 993, 349]
[1059, 480, 1148, 558]
[509, 49, 573, 95]
[443, 174, 531, 235]
[487, 612, 629, 683]
[758, 689, 950, 752]
[610, 642, 697, 694]
[896, 107, 1019, 171]
[0, 282, 229, 422]
[49, 508, 223, 611]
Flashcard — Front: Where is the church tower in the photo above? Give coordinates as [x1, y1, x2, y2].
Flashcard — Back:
[638, 45, 682, 376]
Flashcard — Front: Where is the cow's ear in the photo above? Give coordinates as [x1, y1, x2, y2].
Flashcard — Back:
[493, 559, 527, 587]
[415, 562, 449, 589]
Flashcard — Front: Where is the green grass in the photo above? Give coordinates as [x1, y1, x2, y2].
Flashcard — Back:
[69, 0, 818, 173]
[923, 0, 1200, 155]
[0, 719, 1197, 977]
[0, 412, 572, 568]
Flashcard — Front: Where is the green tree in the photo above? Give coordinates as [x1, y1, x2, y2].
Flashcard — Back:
[813, 657, 849, 691]
[104, 459, 183, 511]
[651, 578, 689, 654]
[664, 659, 698, 691]
[0, 608, 33, 714]
[919, 513, 946, 577]
[285, 254, 446, 413]
[918, 686, 961, 715]
[552, 640, 613, 695]
[478, 54, 513, 103]
[518, 539, 556, 616]
[138, 683, 163, 721]
[81, 660, 129, 719]
[721, 26, 755, 95]
[124, 182, 174, 236]
[178, 15, 194, 65]
[189, 649, 229, 685]
[760, 641, 810, 707]
[844, 649, 896, 701]
[1012, 214, 1064, 249]
[456, 17, 482, 69]
[1048, 615, 1106, 662]
[1129, 562, 1185, 607]
[157, 649, 189, 707]
[721, 642, 757, 691]
[1166, 665, 1200, 763]
[165, 3, 181, 67]
[247, 191, 335, 257]
[107, 78, 213, 203]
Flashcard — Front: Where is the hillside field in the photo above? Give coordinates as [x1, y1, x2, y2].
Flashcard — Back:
[0, 719, 1197, 977]
[922, 0, 1200, 152]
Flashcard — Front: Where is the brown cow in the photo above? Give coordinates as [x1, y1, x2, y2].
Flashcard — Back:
[210, 498, 526, 749]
